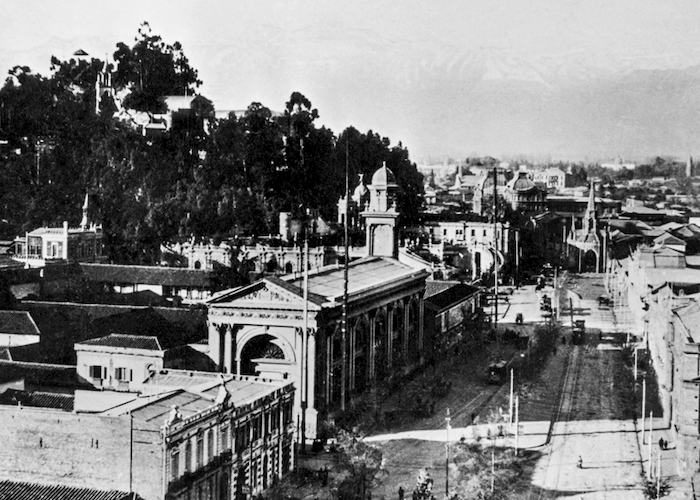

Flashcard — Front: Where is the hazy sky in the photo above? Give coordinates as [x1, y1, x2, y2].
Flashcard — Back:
[3, 1, 700, 161]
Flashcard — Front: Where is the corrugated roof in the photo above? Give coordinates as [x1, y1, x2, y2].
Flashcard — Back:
[0, 311, 40, 336]
[0, 480, 130, 500]
[78, 333, 162, 351]
[284, 256, 427, 301]
[80, 263, 213, 287]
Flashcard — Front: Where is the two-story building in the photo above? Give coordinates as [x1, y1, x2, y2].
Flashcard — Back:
[12, 195, 105, 268]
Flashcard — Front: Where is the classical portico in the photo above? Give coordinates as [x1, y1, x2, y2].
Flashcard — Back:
[206, 164, 430, 438]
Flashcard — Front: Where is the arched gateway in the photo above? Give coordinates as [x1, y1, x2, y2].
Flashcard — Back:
[206, 164, 430, 439]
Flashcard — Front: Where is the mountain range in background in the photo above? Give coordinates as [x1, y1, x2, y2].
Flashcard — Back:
[3, 25, 700, 164]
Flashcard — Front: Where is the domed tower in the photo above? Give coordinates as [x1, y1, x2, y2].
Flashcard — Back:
[337, 174, 370, 229]
[361, 162, 399, 258]
[504, 171, 545, 213]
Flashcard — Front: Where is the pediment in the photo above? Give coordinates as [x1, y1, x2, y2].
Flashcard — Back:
[207, 279, 321, 311]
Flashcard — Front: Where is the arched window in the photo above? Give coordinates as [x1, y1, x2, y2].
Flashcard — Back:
[354, 318, 369, 392]
[196, 431, 204, 469]
[330, 333, 343, 405]
[207, 429, 214, 461]
[185, 440, 192, 473]
[407, 300, 420, 364]
[374, 310, 388, 380]
[391, 305, 404, 371]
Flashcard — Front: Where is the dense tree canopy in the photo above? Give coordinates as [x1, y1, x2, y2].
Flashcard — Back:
[0, 26, 424, 264]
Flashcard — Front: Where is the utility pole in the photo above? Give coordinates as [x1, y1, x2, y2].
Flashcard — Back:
[648, 410, 653, 480]
[509, 369, 514, 427]
[641, 378, 646, 444]
[493, 166, 499, 332]
[300, 226, 309, 454]
[657, 449, 661, 497]
[341, 140, 350, 412]
[514, 394, 520, 456]
[445, 408, 451, 497]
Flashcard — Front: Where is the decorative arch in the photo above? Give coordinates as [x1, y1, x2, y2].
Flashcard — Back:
[236, 328, 297, 375]
[373, 308, 388, 381]
[391, 304, 404, 370]
[328, 324, 344, 406]
[353, 315, 370, 392]
[407, 298, 420, 364]
[582, 250, 599, 273]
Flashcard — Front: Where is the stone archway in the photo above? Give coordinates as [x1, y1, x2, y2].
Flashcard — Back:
[582, 250, 599, 273]
[237, 330, 296, 377]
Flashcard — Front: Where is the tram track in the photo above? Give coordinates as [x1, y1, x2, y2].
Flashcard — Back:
[529, 342, 583, 500]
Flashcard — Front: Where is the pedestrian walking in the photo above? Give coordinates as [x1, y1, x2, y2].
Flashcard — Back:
[577, 456, 582, 469]
[398, 486, 404, 500]
[39, 437, 43, 448]
[659, 437, 664, 450]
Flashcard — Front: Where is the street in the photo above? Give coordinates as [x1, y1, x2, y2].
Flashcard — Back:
[366, 274, 692, 499]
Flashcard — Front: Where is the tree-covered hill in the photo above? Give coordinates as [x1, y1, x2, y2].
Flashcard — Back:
[0, 24, 423, 264]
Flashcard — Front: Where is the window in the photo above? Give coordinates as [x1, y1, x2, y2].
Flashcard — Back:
[170, 448, 180, 481]
[89, 365, 105, 379]
[196, 432, 204, 469]
[207, 429, 214, 461]
[235, 423, 249, 454]
[115, 367, 132, 382]
[252, 415, 262, 441]
[185, 441, 192, 473]
[221, 425, 230, 451]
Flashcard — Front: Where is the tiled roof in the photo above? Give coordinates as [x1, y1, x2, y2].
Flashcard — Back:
[0, 360, 86, 388]
[425, 283, 481, 312]
[80, 263, 213, 287]
[78, 333, 162, 351]
[0, 480, 130, 500]
[0, 311, 40, 336]
[87, 308, 189, 349]
[0, 389, 74, 411]
[425, 280, 460, 299]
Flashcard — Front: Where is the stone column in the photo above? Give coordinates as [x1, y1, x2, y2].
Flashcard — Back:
[306, 328, 318, 439]
[224, 327, 233, 374]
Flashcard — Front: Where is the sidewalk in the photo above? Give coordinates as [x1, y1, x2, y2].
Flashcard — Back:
[635, 417, 694, 499]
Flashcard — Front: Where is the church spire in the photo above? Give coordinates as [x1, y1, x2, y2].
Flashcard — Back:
[583, 181, 597, 236]
[80, 193, 89, 230]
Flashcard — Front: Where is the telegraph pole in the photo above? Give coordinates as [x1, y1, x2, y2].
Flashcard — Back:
[341, 140, 350, 412]
[445, 408, 451, 497]
[493, 166, 499, 331]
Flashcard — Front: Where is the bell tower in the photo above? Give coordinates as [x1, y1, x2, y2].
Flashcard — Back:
[361, 162, 399, 258]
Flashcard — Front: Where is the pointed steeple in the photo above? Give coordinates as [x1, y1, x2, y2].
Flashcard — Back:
[80, 193, 89, 230]
[583, 180, 597, 236]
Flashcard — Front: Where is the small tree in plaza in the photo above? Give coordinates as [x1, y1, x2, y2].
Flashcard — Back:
[412, 468, 436, 500]
[336, 430, 386, 500]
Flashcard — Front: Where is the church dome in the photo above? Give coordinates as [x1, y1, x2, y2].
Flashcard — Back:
[371, 162, 397, 187]
[507, 172, 537, 193]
